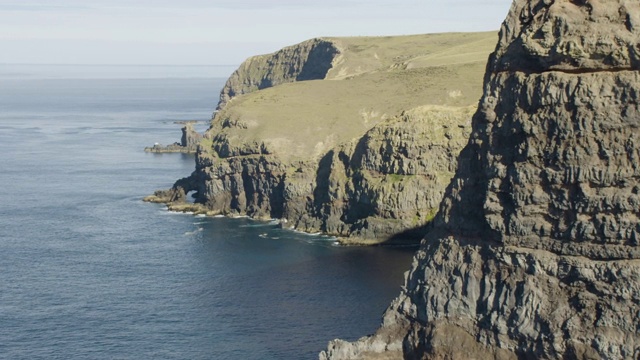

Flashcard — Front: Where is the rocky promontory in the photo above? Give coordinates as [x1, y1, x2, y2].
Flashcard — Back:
[146, 32, 496, 244]
[145, 122, 203, 153]
[321, 0, 640, 358]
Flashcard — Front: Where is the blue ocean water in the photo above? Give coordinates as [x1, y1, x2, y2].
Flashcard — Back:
[0, 65, 415, 359]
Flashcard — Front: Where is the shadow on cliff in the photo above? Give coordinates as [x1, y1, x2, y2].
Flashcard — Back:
[296, 42, 339, 81]
[380, 223, 432, 247]
[311, 146, 432, 248]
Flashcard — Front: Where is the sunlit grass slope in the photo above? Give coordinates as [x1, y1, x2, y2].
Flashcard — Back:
[209, 31, 497, 162]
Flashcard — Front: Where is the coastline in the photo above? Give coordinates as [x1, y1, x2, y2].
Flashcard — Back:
[145, 33, 493, 247]
[143, 195, 419, 247]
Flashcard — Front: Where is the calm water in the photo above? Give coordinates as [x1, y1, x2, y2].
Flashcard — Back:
[0, 65, 415, 359]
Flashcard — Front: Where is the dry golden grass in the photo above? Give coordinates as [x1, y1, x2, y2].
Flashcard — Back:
[211, 31, 497, 162]
[326, 32, 497, 79]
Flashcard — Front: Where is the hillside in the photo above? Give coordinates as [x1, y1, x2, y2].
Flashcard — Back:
[214, 32, 493, 161]
[146, 31, 496, 244]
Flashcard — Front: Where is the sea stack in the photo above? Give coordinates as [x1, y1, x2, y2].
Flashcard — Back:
[322, 0, 640, 358]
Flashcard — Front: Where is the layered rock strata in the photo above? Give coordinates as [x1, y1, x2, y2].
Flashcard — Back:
[147, 33, 494, 244]
[321, 0, 640, 358]
[147, 106, 473, 244]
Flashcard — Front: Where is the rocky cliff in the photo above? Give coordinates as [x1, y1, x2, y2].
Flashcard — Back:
[146, 32, 495, 244]
[217, 38, 339, 110]
[321, 0, 640, 358]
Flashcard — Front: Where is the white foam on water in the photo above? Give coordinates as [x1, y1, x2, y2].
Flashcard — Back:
[184, 227, 204, 236]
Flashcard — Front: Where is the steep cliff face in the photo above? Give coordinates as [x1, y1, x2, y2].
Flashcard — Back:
[147, 33, 495, 244]
[322, 0, 640, 358]
[180, 123, 203, 149]
[217, 38, 339, 110]
[288, 106, 473, 243]
[160, 105, 472, 244]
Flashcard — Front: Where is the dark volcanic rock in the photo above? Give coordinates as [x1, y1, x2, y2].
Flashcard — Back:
[321, 0, 640, 358]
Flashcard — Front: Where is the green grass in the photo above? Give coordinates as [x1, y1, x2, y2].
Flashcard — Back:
[198, 136, 213, 150]
[412, 207, 439, 226]
[424, 207, 439, 222]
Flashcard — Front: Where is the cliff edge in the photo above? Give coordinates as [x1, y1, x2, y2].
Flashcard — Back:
[321, 0, 640, 358]
[217, 38, 339, 110]
[147, 32, 496, 244]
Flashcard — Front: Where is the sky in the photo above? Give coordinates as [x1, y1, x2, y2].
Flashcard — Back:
[0, 0, 512, 66]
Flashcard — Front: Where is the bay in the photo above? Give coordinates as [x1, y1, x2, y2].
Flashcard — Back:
[0, 64, 415, 359]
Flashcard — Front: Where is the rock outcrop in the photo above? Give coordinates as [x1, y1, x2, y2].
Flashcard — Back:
[217, 38, 339, 111]
[147, 33, 496, 244]
[321, 0, 640, 358]
[286, 106, 473, 243]
[145, 122, 203, 153]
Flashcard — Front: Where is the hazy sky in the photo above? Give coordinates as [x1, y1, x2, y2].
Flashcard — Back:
[0, 0, 512, 65]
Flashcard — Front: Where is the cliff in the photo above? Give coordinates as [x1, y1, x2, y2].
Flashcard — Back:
[146, 32, 496, 244]
[217, 38, 339, 110]
[321, 0, 640, 358]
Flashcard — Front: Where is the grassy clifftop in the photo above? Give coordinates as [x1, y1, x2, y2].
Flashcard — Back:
[211, 31, 496, 162]
[326, 32, 496, 79]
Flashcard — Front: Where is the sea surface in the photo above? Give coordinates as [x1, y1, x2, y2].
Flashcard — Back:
[0, 64, 416, 359]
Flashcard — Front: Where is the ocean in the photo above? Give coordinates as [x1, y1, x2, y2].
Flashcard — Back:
[0, 64, 415, 359]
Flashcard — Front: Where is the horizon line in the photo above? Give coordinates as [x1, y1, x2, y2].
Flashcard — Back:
[0, 63, 239, 67]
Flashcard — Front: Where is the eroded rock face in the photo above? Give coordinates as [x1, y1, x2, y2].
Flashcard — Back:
[180, 123, 203, 149]
[147, 33, 494, 244]
[173, 106, 472, 244]
[217, 38, 339, 111]
[322, 0, 640, 358]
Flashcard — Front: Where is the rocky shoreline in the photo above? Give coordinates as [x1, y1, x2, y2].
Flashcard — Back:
[143, 192, 416, 247]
